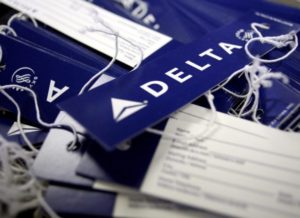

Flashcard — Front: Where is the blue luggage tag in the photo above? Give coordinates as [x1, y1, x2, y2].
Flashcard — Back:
[10, 20, 127, 78]
[0, 34, 98, 123]
[60, 12, 299, 151]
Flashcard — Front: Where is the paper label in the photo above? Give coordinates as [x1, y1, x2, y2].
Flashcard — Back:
[1, 0, 172, 67]
[141, 105, 300, 218]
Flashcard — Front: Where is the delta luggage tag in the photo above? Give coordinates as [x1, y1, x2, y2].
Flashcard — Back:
[0, 34, 98, 123]
[60, 12, 300, 151]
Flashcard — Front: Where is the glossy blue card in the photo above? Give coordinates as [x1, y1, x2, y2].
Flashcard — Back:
[60, 12, 299, 151]
[0, 34, 98, 123]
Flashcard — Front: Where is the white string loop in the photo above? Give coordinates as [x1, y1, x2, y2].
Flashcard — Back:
[245, 23, 298, 63]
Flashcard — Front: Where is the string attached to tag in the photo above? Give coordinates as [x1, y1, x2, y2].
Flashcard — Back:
[212, 22, 298, 123]
[78, 9, 144, 95]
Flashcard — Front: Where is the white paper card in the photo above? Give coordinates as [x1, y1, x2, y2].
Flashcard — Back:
[1, 0, 172, 67]
[142, 105, 300, 218]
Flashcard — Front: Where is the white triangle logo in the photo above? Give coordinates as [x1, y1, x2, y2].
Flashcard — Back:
[7, 122, 41, 136]
[111, 98, 148, 122]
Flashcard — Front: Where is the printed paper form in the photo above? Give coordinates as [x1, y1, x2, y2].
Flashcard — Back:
[1, 0, 172, 67]
[142, 105, 300, 218]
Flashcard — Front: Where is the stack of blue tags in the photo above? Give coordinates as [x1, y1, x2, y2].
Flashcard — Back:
[0, 1, 300, 218]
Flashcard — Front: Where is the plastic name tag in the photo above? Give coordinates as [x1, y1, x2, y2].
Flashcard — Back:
[60, 12, 299, 151]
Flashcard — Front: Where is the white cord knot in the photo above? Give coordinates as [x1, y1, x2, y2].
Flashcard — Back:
[263, 31, 296, 48]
